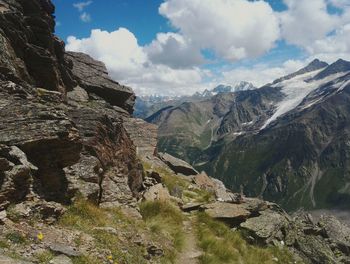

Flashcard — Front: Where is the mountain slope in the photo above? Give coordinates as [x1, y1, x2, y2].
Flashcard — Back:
[199, 63, 350, 211]
[146, 86, 283, 162]
[149, 59, 350, 210]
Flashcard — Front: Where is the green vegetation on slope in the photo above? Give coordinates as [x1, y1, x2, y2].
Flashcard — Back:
[140, 200, 185, 263]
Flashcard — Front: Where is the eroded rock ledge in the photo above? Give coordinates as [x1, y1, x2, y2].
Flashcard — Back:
[0, 0, 142, 209]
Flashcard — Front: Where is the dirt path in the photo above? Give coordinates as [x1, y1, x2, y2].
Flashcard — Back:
[176, 218, 202, 264]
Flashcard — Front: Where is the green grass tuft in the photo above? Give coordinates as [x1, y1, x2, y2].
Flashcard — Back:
[140, 201, 185, 263]
[5, 231, 27, 245]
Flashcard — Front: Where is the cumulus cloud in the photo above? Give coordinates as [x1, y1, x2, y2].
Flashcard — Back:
[306, 23, 350, 62]
[65, 0, 350, 95]
[66, 28, 209, 95]
[73, 1, 93, 12]
[145, 33, 204, 68]
[158, 0, 280, 62]
[220, 60, 306, 87]
[279, 0, 341, 47]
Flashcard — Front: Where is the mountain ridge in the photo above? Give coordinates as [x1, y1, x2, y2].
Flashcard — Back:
[147, 58, 350, 211]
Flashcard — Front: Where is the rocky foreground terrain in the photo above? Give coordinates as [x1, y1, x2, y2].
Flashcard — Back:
[0, 0, 350, 263]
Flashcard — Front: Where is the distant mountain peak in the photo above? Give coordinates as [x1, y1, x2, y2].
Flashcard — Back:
[310, 58, 350, 81]
[273, 59, 328, 84]
[305, 59, 329, 70]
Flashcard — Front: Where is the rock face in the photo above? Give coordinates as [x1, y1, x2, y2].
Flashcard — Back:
[0, 0, 75, 93]
[0, 0, 143, 210]
[239, 210, 350, 264]
[158, 152, 199, 176]
[65, 52, 135, 113]
[124, 118, 158, 158]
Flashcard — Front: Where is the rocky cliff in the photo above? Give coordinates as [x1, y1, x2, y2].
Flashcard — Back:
[0, 0, 142, 210]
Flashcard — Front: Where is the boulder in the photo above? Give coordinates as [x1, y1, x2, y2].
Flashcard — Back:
[240, 209, 289, 242]
[181, 202, 204, 212]
[143, 184, 171, 202]
[158, 152, 198, 176]
[49, 243, 81, 257]
[211, 178, 243, 203]
[49, 255, 73, 264]
[124, 118, 158, 157]
[67, 86, 89, 103]
[65, 52, 135, 113]
[201, 202, 251, 226]
[192, 172, 216, 191]
[0, 210, 7, 224]
[0, 145, 37, 209]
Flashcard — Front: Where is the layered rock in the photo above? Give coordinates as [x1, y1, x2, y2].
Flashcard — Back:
[65, 52, 135, 113]
[158, 152, 199, 176]
[124, 118, 158, 158]
[0, 0, 75, 93]
[0, 0, 143, 209]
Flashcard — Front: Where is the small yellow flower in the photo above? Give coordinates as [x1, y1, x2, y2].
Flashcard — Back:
[107, 255, 113, 260]
[37, 232, 44, 241]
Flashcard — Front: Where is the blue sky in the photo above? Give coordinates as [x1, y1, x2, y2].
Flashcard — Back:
[52, 0, 350, 95]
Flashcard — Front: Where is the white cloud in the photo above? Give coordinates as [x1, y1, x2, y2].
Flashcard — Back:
[279, 0, 344, 47]
[80, 12, 91, 23]
[66, 28, 210, 95]
[145, 32, 204, 68]
[220, 60, 306, 87]
[327, 0, 350, 8]
[73, 1, 93, 12]
[306, 23, 350, 62]
[66, 28, 146, 78]
[65, 0, 350, 95]
[158, 0, 280, 62]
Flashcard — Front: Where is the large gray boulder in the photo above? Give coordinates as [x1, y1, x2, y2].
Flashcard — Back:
[65, 52, 135, 113]
[158, 152, 198, 176]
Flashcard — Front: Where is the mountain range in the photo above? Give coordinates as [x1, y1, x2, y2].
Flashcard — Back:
[146, 58, 350, 211]
[134, 81, 256, 118]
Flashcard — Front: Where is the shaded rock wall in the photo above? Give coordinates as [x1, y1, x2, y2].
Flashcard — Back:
[0, 0, 144, 207]
[124, 118, 158, 158]
[0, 0, 75, 93]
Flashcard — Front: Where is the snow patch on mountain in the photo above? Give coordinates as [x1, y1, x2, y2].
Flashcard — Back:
[261, 68, 346, 130]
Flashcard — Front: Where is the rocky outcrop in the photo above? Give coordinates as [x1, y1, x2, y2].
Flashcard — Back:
[124, 118, 158, 157]
[65, 52, 135, 113]
[0, 0, 143, 210]
[239, 210, 350, 264]
[0, 0, 75, 93]
[0, 145, 37, 209]
[158, 152, 199, 176]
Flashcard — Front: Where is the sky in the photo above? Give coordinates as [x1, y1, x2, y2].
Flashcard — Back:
[52, 0, 350, 96]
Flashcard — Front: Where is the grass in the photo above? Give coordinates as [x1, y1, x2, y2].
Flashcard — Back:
[35, 250, 54, 263]
[140, 200, 186, 263]
[59, 199, 147, 264]
[194, 213, 300, 264]
[0, 239, 10, 249]
[6, 204, 21, 222]
[5, 231, 27, 245]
